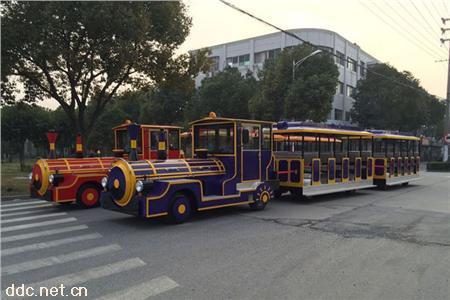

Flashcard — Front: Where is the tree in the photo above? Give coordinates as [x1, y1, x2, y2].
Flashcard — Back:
[351, 63, 443, 134]
[187, 67, 258, 120]
[1, 1, 192, 143]
[249, 44, 339, 122]
[1, 103, 52, 170]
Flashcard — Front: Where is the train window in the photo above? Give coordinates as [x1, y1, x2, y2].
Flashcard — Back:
[168, 130, 179, 150]
[116, 129, 142, 153]
[194, 123, 234, 154]
[150, 131, 159, 150]
[243, 124, 260, 150]
[261, 125, 271, 150]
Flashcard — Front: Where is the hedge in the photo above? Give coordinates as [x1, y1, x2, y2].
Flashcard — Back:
[426, 162, 450, 172]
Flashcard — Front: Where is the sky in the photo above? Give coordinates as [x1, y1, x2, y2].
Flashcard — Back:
[40, 0, 449, 109]
[179, 0, 449, 99]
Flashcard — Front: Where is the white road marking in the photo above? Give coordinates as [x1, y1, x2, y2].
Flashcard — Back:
[1, 212, 67, 224]
[1, 200, 45, 208]
[1, 217, 77, 233]
[94, 276, 179, 300]
[26, 258, 146, 290]
[1, 225, 89, 243]
[1, 203, 53, 213]
[1, 233, 102, 256]
[2, 244, 122, 275]
[0, 210, 43, 218]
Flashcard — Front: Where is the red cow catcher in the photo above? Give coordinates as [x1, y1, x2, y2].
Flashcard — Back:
[29, 122, 182, 208]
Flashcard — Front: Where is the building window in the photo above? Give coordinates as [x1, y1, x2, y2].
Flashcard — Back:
[334, 109, 343, 121]
[337, 82, 344, 94]
[238, 54, 250, 66]
[347, 58, 357, 72]
[345, 111, 351, 122]
[360, 61, 366, 77]
[226, 56, 238, 66]
[254, 52, 265, 64]
[210, 56, 220, 72]
[336, 51, 345, 66]
[346, 85, 354, 98]
[267, 48, 281, 59]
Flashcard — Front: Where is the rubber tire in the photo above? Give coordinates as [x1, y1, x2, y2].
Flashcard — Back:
[76, 183, 101, 209]
[402, 182, 409, 186]
[168, 193, 192, 224]
[249, 185, 273, 211]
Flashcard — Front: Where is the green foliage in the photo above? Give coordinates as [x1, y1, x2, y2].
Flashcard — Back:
[1, 103, 52, 169]
[249, 45, 339, 121]
[426, 162, 450, 172]
[1, 1, 192, 141]
[351, 64, 445, 136]
[187, 67, 257, 120]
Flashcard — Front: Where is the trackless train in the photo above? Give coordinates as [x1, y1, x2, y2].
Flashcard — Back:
[27, 112, 421, 222]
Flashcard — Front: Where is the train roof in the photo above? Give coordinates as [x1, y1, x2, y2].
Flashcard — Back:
[112, 123, 182, 130]
[190, 116, 275, 126]
[273, 126, 373, 137]
[372, 133, 420, 141]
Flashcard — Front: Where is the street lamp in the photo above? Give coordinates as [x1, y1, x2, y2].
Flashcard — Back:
[292, 49, 322, 81]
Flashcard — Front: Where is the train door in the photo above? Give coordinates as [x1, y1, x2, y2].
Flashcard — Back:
[260, 124, 272, 181]
[242, 123, 261, 181]
[149, 130, 160, 159]
[168, 129, 180, 159]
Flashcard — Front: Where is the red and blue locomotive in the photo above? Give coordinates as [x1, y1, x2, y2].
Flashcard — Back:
[101, 113, 278, 223]
[29, 122, 182, 208]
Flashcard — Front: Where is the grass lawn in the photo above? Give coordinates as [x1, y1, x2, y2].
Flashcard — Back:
[1, 160, 34, 197]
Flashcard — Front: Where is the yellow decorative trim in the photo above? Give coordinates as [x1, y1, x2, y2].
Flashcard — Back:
[198, 201, 251, 211]
[49, 143, 55, 151]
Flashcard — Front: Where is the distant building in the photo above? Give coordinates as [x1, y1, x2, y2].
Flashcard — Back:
[193, 28, 379, 124]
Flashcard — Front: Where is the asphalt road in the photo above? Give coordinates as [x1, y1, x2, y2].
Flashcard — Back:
[1, 171, 449, 299]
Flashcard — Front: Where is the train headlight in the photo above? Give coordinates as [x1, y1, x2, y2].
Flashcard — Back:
[48, 174, 54, 183]
[101, 177, 108, 188]
[28, 172, 33, 181]
[135, 180, 144, 193]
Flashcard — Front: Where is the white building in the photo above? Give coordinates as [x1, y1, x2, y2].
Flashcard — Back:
[193, 28, 379, 124]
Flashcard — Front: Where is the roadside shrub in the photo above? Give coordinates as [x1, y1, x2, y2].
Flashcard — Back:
[426, 162, 450, 172]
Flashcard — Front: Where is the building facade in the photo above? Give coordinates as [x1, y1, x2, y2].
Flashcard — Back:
[193, 28, 379, 124]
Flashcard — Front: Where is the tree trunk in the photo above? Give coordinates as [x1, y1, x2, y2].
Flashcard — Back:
[19, 145, 25, 172]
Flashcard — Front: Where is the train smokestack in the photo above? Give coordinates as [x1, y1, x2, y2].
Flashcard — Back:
[46, 131, 58, 159]
[76, 134, 83, 158]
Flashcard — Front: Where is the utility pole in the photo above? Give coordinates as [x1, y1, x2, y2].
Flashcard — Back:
[440, 17, 450, 162]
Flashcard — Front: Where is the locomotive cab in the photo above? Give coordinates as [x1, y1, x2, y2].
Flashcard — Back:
[101, 114, 278, 223]
[112, 123, 182, 160]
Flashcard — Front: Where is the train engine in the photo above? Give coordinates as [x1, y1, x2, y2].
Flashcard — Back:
[29, 122, 182, 208]
[101, 114, 278, 223]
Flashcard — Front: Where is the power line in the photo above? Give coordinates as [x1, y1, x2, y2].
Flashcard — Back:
[421, 0, 445, 29]
[397, 0, 442, 42]
[408, 0, 442, 41]
[382, 0, 447, 57]
[360, 0, 445, 59]
[430, 0, 444, 18]
[442, 0, 450, 15]
[373, 0, 447, 57]
[217, 0, 436, 96]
